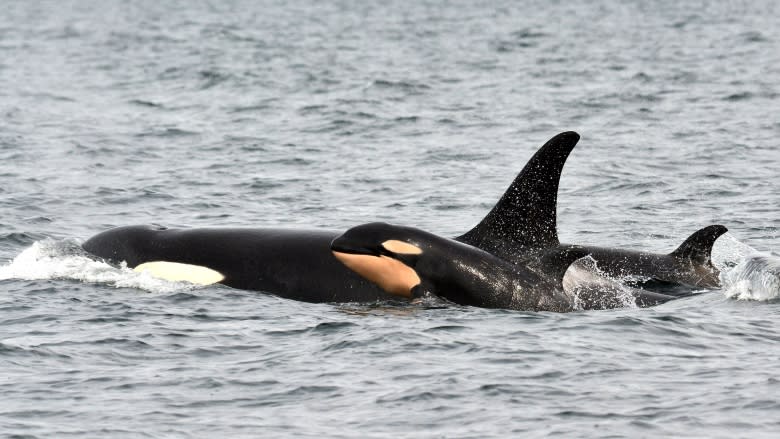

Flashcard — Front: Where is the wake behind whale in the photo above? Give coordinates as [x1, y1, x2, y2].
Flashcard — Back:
[714, 233, 780, 301]
[722, 255, 780, 301]
[0, 239, 200, 294]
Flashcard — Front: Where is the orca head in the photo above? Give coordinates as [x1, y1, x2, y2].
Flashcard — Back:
[334, 223, 593, 311]
[331, 222, 427, 298]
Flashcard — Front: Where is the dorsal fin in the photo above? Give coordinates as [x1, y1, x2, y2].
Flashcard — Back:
[669, 225, 728, 264]
[457, 131, 580, 251]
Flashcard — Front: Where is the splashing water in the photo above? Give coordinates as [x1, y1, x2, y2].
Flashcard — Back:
[719, 254, 780, 301]
[564, 256, 639, 310]
[712, 233, 780, 301]
[0, 239, 196, 294]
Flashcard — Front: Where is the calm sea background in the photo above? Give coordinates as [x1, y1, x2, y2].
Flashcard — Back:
[1, 1, 779, 437]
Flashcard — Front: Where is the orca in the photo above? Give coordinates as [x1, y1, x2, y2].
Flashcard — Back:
[81, 131, 718, 307]
[81, 132, 585, 304]
[82, 225, 396, 303]
[331, 222, 592, 312]
[82, 223, 677, 310]
[455, 132, 727, 289]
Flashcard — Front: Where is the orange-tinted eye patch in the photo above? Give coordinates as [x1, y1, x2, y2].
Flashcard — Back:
[381, 240, 422, 255]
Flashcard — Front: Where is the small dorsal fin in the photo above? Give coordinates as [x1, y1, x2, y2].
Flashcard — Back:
[669, 225, 728, 264]
[457, 131, 580, 251]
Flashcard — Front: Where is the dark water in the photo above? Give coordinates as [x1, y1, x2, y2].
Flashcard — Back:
[2, 1, 780, 437]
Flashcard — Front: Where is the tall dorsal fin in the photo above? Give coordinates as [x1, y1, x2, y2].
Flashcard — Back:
[669, 225, 728, 264]
[457, 131, 580, 251]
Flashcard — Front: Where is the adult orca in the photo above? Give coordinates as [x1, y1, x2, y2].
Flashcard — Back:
[82, 225, 396, 303]
[331, 222, 592, 312]
[455, 132, 727, 289]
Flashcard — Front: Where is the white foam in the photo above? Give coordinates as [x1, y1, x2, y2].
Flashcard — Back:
[712, 233, 780, 301]
[0, 239, 197, 294]
[711, 232, 756, 270]
[719, 254, 780, 301]
[564, 257, 638, 310]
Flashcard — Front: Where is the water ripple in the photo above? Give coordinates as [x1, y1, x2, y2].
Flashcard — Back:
[1, 1, 779, 438]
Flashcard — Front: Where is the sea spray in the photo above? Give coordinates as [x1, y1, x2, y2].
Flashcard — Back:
[0, 239, 195, 294]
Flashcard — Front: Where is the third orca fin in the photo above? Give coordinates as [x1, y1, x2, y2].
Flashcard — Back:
[669, 225, 728, 265]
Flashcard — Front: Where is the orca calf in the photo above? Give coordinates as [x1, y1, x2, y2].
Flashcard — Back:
[331, 222, 591, 312]
[456, 132, 727, 289]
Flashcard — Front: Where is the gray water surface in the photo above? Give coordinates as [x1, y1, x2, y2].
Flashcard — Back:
[1, 1, 779, 437]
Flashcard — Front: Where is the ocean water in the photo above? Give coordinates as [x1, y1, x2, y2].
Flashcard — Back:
[1, 1, 779, 437]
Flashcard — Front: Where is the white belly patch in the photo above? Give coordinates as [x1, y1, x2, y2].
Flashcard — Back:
[134, 261, 225, 285]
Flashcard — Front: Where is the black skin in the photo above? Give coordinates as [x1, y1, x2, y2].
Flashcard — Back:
[331, 223, 591, 312]
[562, 231, 725, 289]
[82, 225, 396, 303]
[82, 132, 578, 305]
[83, 224, 675, 310]
[456, 131, 727, 291]
[82, 132, 720, 307]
